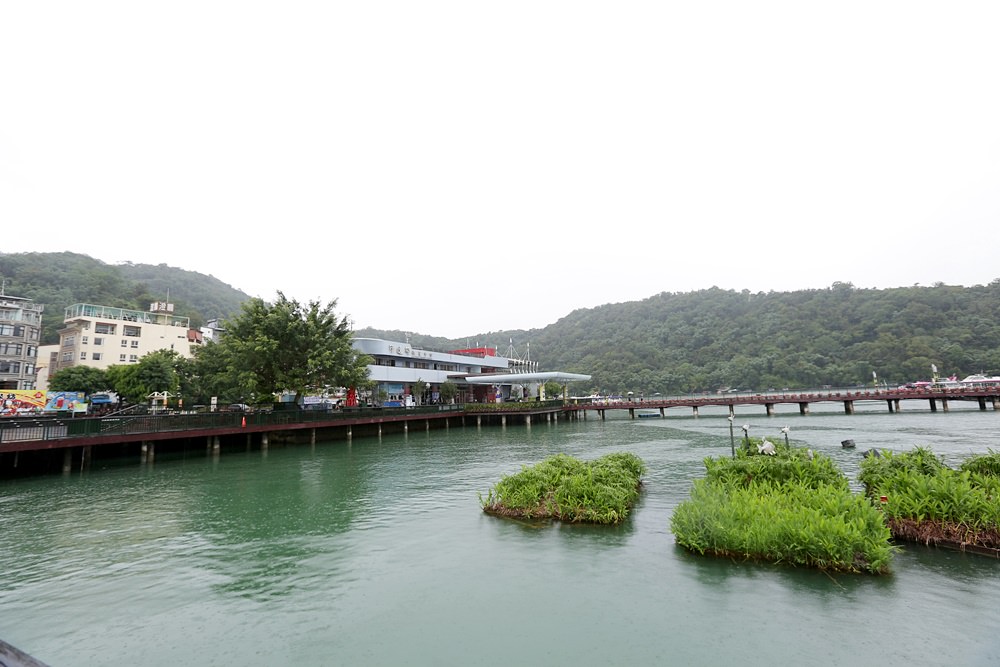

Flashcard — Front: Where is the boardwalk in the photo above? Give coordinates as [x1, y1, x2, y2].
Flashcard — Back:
[567, 386, 1000, 419]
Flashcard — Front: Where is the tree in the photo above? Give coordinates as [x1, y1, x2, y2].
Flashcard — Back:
[106, 350, 182, 405]
[215, 293, 370, 403]
[439, 381, 458, 404]
[47, 366, 109, 395]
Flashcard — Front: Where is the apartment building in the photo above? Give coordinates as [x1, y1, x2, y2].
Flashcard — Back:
[0, 293, 42, 390]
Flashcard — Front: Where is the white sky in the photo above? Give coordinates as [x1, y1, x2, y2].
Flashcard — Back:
[2, 2, 999, 338]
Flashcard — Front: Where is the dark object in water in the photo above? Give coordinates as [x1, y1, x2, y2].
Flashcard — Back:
[841, 439, 856, 448]
[863, 448, 881, 458]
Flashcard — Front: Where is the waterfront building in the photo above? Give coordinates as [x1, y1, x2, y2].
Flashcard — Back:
[0, 293, 42, 391]
[48, 302, 204, 377]
[352, 337, 590, 406]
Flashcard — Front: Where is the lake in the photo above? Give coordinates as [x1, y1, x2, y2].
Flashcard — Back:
[2, 402, 999, 666]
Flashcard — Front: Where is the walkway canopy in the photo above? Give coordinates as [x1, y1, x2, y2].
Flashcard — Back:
[462, 372, 591, 385]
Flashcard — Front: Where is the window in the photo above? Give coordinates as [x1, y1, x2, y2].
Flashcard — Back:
[80, 352, 87, 360]
[123, 325, 141, 337]
[95, 323, 116, 335]
[93, 337, 104, 346]
[92, 353, 103, 361]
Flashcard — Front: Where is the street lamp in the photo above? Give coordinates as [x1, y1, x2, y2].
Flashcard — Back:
[727, 415, 735, 458]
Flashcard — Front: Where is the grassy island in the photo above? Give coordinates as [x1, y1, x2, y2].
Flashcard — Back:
[671, 439, 895, 574]
[859, 447, 1000, 555]
[480, 452, 646, 524]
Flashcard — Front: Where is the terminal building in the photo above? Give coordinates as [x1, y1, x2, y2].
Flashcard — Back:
[352, 337, 590, 406]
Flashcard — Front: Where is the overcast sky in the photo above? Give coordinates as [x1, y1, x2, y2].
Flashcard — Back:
[3, 2, 998, 339]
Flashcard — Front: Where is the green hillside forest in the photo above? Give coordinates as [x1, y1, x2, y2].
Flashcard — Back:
[4, 252, 999, 396]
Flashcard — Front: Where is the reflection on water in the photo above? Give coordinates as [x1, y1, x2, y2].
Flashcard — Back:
[2, 409, 1000, 666]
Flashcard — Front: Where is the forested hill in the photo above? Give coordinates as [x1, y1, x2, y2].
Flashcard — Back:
[5, 251, 999, 396]
[525, 282, 1000, 395]
[0, 252, 249, 344]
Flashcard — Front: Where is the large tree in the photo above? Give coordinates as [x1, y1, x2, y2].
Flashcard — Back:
[216, 293, 370, 403]
[47, 366, 109, 395]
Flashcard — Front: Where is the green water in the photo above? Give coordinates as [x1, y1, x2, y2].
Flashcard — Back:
[2, 405, 999, 666]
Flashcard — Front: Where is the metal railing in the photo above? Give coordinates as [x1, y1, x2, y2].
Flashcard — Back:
[0, 404, 466, 446]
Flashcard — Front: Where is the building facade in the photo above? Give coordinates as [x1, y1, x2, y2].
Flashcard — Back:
[0, 294, 42, 390]
[49, 302, 203, 376]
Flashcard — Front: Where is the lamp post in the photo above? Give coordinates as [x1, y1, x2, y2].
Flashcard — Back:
[741, 423, 750, 451]
[728, 415, 735, 458]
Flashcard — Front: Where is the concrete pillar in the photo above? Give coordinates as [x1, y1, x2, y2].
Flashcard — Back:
[844, 400, 854, 415]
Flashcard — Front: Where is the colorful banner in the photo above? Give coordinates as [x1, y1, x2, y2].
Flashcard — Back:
[44, 391, 87, 413]
[1, 390, 46, 416]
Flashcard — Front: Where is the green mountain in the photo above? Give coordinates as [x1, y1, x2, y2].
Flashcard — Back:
[0, 252, 249, 344]
[5, 252, 999, 396]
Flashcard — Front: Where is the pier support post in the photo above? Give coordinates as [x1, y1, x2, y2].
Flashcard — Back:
[844, 400, 854, 415]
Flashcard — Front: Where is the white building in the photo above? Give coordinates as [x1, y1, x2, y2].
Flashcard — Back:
[48, 302, 203, 377]
[352, 337, 590, 406]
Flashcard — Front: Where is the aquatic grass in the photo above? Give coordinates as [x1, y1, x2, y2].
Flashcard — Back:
[670, 478, 894, 574]
[860, 447, 1000, 551]
[672, 444, 895, 573]
[480, 452, 646, 524]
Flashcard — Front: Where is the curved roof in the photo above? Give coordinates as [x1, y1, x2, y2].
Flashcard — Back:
[462, 371, 591, 384]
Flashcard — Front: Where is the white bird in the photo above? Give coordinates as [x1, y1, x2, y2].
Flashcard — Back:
[757, 439, 776, 456]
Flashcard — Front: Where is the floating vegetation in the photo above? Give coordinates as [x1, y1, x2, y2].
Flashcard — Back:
[859, 447, 1000, 554]
[671, 442, 895, 574]
[480, 452, 646, 524]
